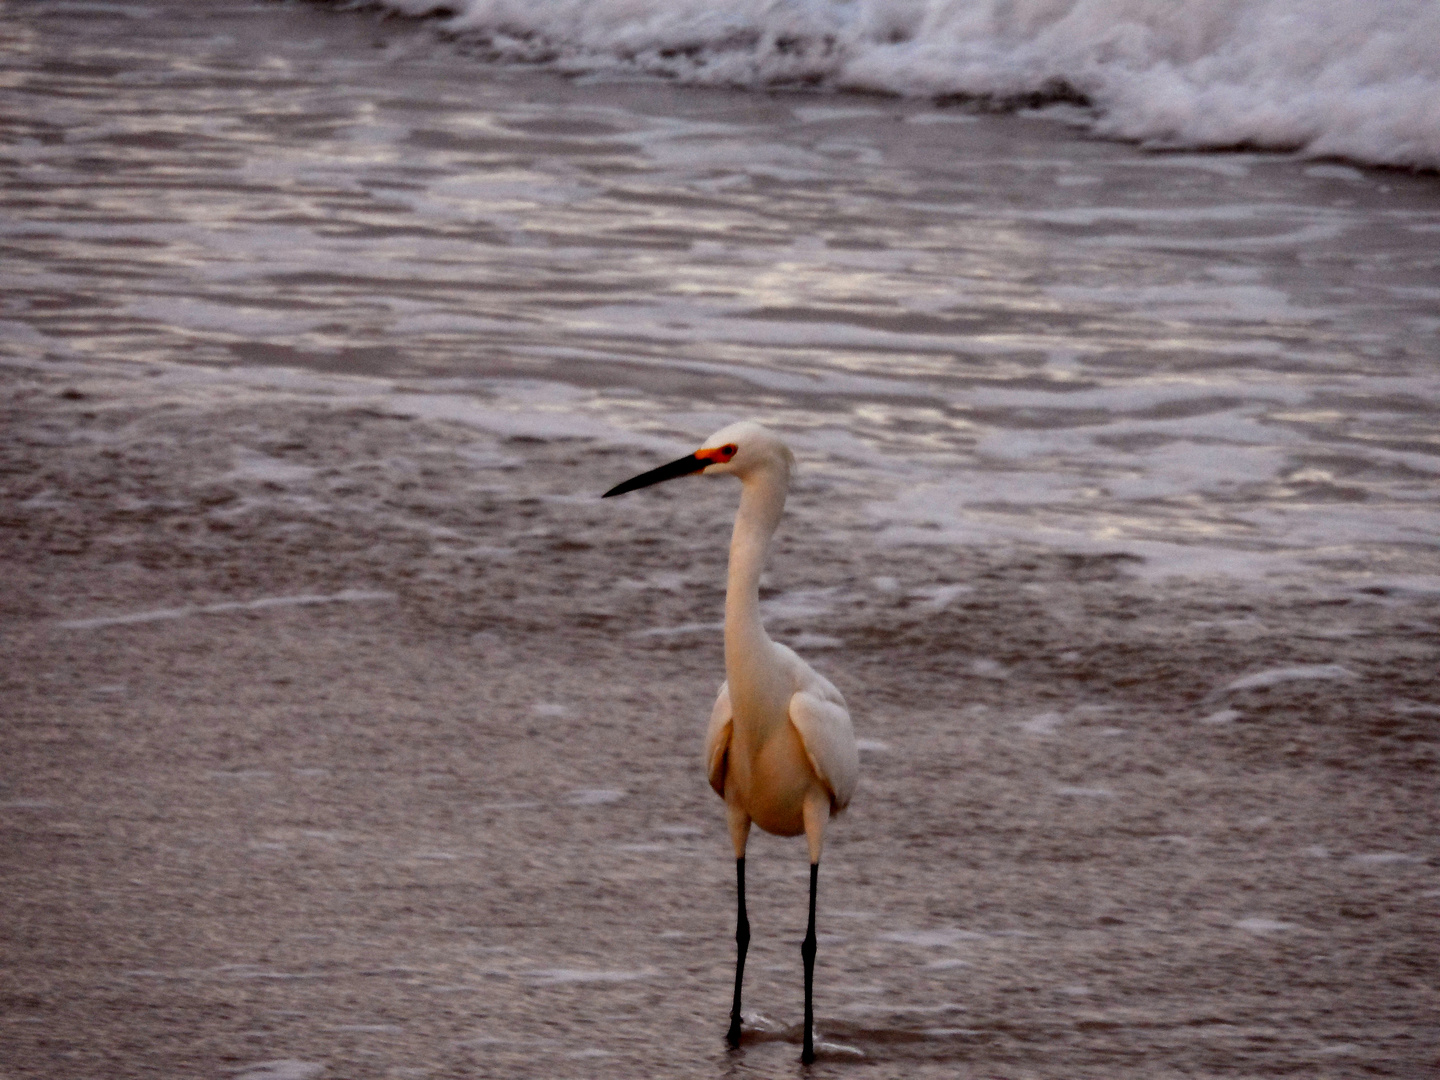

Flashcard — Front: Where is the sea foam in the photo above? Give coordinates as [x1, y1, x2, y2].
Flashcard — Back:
[365, 0, 1440, 169]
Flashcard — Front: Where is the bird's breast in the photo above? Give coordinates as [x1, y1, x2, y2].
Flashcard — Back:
[725, 698, 814, 838]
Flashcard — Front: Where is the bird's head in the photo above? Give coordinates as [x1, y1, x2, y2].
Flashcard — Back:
[602, 420, 791, 498]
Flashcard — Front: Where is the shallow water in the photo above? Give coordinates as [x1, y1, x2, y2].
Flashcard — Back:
[5, 0, 1439, 591]
[5, 0, 1440, 588]
[4, 7, 1439, 1077]
[4, 359, 1437, 1079]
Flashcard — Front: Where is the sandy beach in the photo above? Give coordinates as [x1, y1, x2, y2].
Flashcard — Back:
[4, 352, 1438, 1078]
[3, 1, 1439, 1077]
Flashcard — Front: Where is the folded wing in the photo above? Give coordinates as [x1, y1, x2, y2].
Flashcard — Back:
[704, 681, 733, 798]
[788, 689, 859, 813]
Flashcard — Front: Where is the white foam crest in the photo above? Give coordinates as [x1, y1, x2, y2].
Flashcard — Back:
[1017, 711, 1064, 735]
[231, 1062, 325, 1080]
[522, 967, 654, 983]
[58, 590, 395, 630]
[376, 0, 1440, 169]
[1234, 917, 1294, 933]
[1347, 851, 1421, 866]
[565, 788, 626, 805]
[879, 927, 987, 947]
[1224, 663, 1357, 691]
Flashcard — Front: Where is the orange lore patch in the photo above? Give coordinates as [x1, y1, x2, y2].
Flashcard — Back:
[695, 443, 738, 464]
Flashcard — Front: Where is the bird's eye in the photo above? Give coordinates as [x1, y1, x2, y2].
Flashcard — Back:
[722, 444, 737, 458]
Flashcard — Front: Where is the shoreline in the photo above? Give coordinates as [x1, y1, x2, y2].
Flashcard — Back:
[3, 352, 1437, 1077]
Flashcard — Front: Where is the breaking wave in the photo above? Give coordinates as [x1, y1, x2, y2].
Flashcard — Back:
[353, 0, 1440, 169]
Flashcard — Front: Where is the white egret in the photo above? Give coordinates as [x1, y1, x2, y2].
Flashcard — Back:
[604, 421, 858, 1064]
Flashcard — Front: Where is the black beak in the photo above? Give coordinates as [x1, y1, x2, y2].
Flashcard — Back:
[602, 452, 707, 498]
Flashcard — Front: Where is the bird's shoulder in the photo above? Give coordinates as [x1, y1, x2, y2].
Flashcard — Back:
[709, 680, 732, 722]
[771, 641, 847, 710]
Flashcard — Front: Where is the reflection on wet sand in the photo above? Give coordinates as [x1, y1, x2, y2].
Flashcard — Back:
[5, 1, 1439, 590]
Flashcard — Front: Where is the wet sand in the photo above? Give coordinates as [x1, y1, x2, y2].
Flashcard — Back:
[3, 352, 1438, 1079]
[4, 0, 1439, 1076]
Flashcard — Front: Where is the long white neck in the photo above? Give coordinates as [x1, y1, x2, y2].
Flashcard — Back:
[724, 460, 790, 705]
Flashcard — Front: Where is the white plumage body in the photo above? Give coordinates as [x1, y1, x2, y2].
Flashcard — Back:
[602, 418, 858, 1062]
[705, 646, 858, 840]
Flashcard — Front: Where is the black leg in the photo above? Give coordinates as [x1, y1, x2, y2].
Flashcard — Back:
[726, 856, 750, 1049]
[801, 861, 818, 1064]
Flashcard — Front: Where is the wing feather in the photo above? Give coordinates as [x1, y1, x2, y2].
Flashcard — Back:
[788, 690, 859, 812]
[704, 681, 733, 798]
